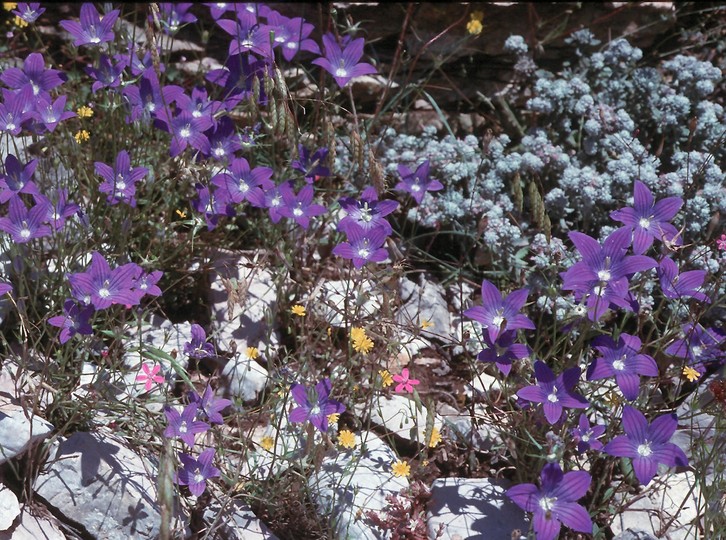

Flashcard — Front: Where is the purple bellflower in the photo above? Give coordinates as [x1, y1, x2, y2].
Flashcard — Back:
[610, 181, 683, 255]
[277, 182, 326, 230]
[132, 270, 163, 299]
[204, 117, 242, 162]
[0, 154, 39, 202]
[657, 257, 709, 304]
[189, 385, 232, 425]
[289, 378, 346, 433]
[48, 299, 95, 344]
[570, 413, 606, 454]
[266, 11, 320, 61]
[517, 361, 589, 425]
[561, 228, 657, 321]
[0, 88, 33, 136]
[666, 323, 726, 376]
[122, 72, 184, 124]
[95, 150, 149, 207]
[35, 189, 79, 231]
[211, 157, 273, 205]
[507, 462, 592, 540]
[216, 10, 273, 59]
[587, 333, 658, 401]
[338, 186, 398, 236]
[0, 283, 11, 296]
[155, 111, 212, 157]
[175, 86, 223, 124]
[86, 54, 126, 94]
[0, 52, 65, 98]
[312, 33, 377, 88]
[603, 405, 688, 485]
[291, 144, 330, 183]
[60, 3, 119, 47]
[191, 184, 234, 231]
[163, 403, 210, 447]
[395, 160, 444, 205]
[262, 183, 285, 223]
[464, 279, 535, 344]
[206, 53, 268, 109]
[68, 251, 141, 310]
[12, 3, 46, 24]
[157, 3, 197, 35]
[177, 449, 220, 497]
[184, 324, 215, 360]
[205, 3, 235, 20]
[31, 95, 76, 133]
[0, 197, 51, 244]
[332, 223, 389, 268]
[476, 329, 531, 377]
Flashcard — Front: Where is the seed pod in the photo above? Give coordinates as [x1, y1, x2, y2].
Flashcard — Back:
[369, 149, 386, 193]
[512, 172, 523, 214]
[263, 70, 274, 102]
[252, 74, 261, 107]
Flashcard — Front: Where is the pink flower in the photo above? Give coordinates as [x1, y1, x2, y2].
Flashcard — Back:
[717, 234, 726, 251]
[137, 362, 164, 392]
[392, 368, 420, 394]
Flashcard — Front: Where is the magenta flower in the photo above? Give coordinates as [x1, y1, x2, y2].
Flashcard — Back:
[312, 33, 377, 88]
[48, 299, 94, 344]
[95, 150, 148, 207]
[570, 413, 606, 454]
[464, 279, 535, 344]
[394, 160, 444, 205]
[289, 378, 346, 433]
[507, 463, 592, 540]
[68, 251, 141, 310]
[586, 333, 658, 401]
[36, 189, 79, 231]
[86, 54, 126, 93]
[392, 368, 420, 394]
[155, 111, 213, 157]
[136, 362, 164, 392]
[291, 145, 330, 183]
[717, 234, 726, 251]
[60, 3, 119, 47]
[657, 257, 710, 304]
[177, 449, 220, 497]
[610, 181, 683, 255]
[517, 361, 588, 424]
[163, 403, 210, 447]
[603, 406, 688, 485]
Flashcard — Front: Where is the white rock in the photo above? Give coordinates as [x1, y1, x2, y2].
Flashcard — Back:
[124, 315, 193, 369]
[610, 471, 701, 540]
[208, 251, 281, 356]
[34, 431, 185, 539]
[0, 402, 53, 465]
[465, 370, 502, 400]
[427, 477, 529, 540]
[308, 432, 408, 540]
[397, 275, 452, 343]
[0, 503, 65, 540]
[365, 394, 443, 445]
[613, 530, 659, 540]
[314, 279, 382, 327]
[0, 485, 20, 531]
[221, 349, 269, 402]
[203, 500, 279, 539]
[437, 404, 500, 452]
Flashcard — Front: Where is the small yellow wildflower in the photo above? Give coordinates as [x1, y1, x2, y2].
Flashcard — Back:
[421, 459, 429, 467]
[466, 19, 483, 35]
[420, 319, 434, 330]
[246, 346, 259, 360]
[379, 369, 394, 388]
[683, 366, 701, 383]
[327, 413, 340, 424]
[428, 427, 442, 448]
[12, 15, 27, 27]
[3, 3, 17, 11]
[350, 327, 366, 342]
[391, 459, 411, 478]
[260, 436, 274, 452]
[338, 429, 356, 449]
[291, 304, 306, 317]
[350, 326, 374, 354]
[175, 209, 187, 218]
[74, 130, 90, 144]
[76, 105, 94, 118]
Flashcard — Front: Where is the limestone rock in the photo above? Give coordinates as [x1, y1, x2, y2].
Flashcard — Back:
[0, 402, 53, 465]
[397, 275, 452, 344]
[365, 394, 443, 446]
[0, 503, 65, 540]
[202, 500, 279, 540]
[0, 485, 20, 531]
[427, 477, 529, 540]
[221, 348, 269, 402]
[314, 278, 382, 327]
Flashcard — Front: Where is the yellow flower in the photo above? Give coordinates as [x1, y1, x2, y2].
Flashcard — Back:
[12, 15, 27, 27]
[338, 429, 356, 449]
[74, 130, 90, 144]
[420, 319, 433, 330]
[391, 459, 410, 478]
[351, 326, 374, 354]
[421, 459, 429, 467]
[76, 105, 94, 118]
[605, 390, 622, 409]
[260, 436, 274, 452]
[428, 427, 442, 448]
[682, 366, 701, 383]
[466, 19, 483, 35]
[379, 369, 393, 388]
[3, 3, 17, 11]
[175, 209, 187, 218]
[246, 346, 259, 360]
[291, 304, 306, 317]
[327, 413, 340, 424]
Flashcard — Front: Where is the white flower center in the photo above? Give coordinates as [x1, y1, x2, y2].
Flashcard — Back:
[538, 496, 557, 513]
[612, 358, 626, 371]
[238, 182, 249, 193]
[98, 288, 110, 298]
[179, 126, 191, 138]
[692, 345, 703, 358]
[116, 181, 126, 191]
[179, 421, 188, 434]
[293, 207, 303, 217]
[90, 36, 101, 44]
[582, 433, 591, 442]
[492, 315, 505, 328]
[286, 42, 297, 49]
[637, 441, 652, 457]
[20, 228, 31, 239]
[358, 248, 371, 259]
[213, 147, 225, 157]
[193, 472, 204, 483]
[598, 269, 611, 282]
[271, 196, 281, 207]
[411, 184, 421, 192]
[6, 122, 16, 131]
[639, 217, 651, 229]
[547, 386, 559, 403]
[310, 405, 321, 416]
[192, 110, 202, 118]
[335, 67, 348, 78]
